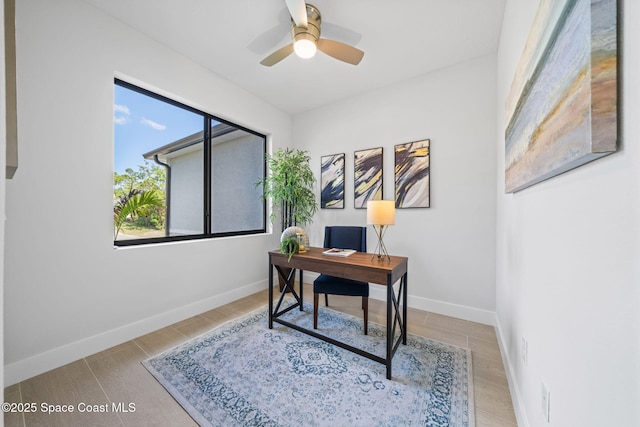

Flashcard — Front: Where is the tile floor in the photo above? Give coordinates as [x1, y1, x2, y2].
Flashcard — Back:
[4, 284, 517, 426]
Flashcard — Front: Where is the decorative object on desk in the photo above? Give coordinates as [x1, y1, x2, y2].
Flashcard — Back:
[322, 248, 356, 257]
[296, 231, 309, 253]
[280, 237, 299, 262]
[394, 139, 430, 208]
[281, 226, 305, 261]
[320, 153, 345, 209]
[367, 200, 395, 262]
[143, 302, 473, 427]
[354, 147, 383, 209]
[504, 0, 617, 193]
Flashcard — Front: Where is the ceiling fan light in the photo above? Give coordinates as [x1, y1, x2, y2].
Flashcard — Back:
[294, 38, 317, 59]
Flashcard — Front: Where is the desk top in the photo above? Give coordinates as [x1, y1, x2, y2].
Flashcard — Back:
[269, 247, 408, 285]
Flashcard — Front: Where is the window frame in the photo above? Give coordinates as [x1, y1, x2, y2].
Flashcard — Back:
[114, 79, 267, 247]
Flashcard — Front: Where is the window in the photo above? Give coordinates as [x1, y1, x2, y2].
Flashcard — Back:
[113, 79, 266, 246]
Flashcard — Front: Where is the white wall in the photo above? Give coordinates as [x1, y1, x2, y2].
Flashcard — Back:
[4, 0, 289, 385]
[1, 0, 7, 403]
[496, 1, 640, 426]
[293, 55, 498, 323]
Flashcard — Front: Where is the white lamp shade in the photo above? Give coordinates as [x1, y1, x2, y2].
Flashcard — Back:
[367, 200, 395, 225]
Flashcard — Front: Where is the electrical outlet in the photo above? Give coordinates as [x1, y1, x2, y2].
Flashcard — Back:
[521, 337, 528, 366]
[541, 382, 550, 422]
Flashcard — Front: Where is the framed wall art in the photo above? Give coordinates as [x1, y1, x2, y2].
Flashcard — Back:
[395, 139, 430, 208]
[354, 147, 383, 209]
[504, 0, 617, 193]
[320, 153, 345, 208]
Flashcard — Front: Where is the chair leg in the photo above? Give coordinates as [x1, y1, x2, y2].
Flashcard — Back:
[363, 296, 368, 335]
[313, 293, 319, 329]
[324, 293, 329, 306]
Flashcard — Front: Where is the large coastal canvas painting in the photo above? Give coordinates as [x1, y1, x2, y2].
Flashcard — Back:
[504, 0, 617, 193]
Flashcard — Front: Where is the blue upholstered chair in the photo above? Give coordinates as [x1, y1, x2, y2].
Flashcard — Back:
[313, 226, 369, 335]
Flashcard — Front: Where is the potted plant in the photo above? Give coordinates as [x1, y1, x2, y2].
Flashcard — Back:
[257, 148, 318, 286]
[280, 236, 300, 262]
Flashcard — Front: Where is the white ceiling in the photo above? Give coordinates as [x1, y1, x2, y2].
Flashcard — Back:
[81, 0, 506, 115]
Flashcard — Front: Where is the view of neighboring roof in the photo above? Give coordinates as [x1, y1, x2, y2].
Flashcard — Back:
[142, 122, 238, 160]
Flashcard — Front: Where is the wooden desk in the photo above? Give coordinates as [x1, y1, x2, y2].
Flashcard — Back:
[268, 247, 408, 380]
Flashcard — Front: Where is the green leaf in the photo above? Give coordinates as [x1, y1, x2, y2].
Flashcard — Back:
[255, 148, 318, 231]
[280, 237, 300, 262]
[114, 189, 165, 239]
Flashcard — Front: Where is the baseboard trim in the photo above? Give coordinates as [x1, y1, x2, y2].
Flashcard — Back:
[303, 272, 495, 326]
[494, 314, 529, 427]
[4, 280, 269, 386]
[378, 286, 495, 325]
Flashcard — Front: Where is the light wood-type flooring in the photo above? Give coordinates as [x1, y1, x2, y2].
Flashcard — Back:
[4, 284, 517, 426]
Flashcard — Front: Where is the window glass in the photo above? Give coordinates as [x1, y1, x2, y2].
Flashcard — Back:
[114, 80, 265, 246]
[210, 128, 265, 233]
[157, 137, 205, 236]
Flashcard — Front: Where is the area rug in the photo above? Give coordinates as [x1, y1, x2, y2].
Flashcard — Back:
[143, 302, 474, 427]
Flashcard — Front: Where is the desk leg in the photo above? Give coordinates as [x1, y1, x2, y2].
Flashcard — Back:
[402, 272, 408, 345]
[386, 279, 393, 380]
[268, 260, 273, 329]
[299, 269, 304, 311]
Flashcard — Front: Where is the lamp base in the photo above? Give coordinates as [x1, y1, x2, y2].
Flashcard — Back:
[371, 224, 391, 262]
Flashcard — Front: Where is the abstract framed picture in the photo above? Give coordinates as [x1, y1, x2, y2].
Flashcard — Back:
[504, 0, 617, 193]
[394, 139, 430, 209]
[354, 147, 383, 209]
[320, 153, 345, 209]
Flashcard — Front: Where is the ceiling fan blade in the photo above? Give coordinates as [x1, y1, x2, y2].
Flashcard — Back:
[260, 43, 295, 66]
[247, 24, 289, 55]
[317, 39, 364, 65]
[285, 0, 308, 27]
[322, 22, 362, 47]
[247, 8, 292, 54]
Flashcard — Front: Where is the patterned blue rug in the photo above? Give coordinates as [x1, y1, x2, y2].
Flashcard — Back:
[143, 302, 474, 426]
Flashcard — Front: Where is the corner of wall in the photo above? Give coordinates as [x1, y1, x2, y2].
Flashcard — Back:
[494, 313, 529, 427]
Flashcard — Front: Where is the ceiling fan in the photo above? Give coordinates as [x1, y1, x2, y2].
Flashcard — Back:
[260, 0, 364, 67]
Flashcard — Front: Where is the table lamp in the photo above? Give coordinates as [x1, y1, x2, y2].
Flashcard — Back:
[367, 200, 395, 261]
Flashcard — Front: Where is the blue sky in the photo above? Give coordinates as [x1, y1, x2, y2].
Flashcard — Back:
[113, 84, 204, 174]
